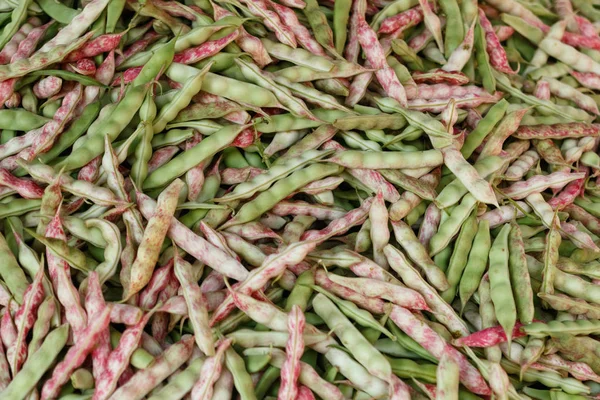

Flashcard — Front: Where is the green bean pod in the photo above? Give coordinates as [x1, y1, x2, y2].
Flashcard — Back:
[429, 194, 478, 256]
[0, 110, 49, 131]
[441, 212, 478, 302]
[459, 219, 491, 312]
[1, 325, 69, 399]
[474, 19, 496, 94]
[226, 348, 257, 400]
[222, 163, 343, 227]
[152, 62, 212, 134]
[143, 124, 246, 190]
[507, 222, 535, 325]
[312, 293, 392, 381]
[524, 319, 600, 337]
[488, 224, 518, 345]
[58, 84, 150, 171]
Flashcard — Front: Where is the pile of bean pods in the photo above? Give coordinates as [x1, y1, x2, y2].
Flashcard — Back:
[5, 0, 600, 398]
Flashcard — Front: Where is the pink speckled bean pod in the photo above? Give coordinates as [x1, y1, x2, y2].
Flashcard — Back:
[413, 69, 471, 85]
[501, 171, 586, 200]
[174, 252, 214, 356]
[408, 19, 442, 51]
[193, 92, 251, 125]
[159, 292, 225, 314]
[357, 15, 407, 106]
[270, 200, 346, 220]
[548, 177, 586, 210]
[277, 0, 306, 8]
[209, 239, 320, 326]
[442, 146, 498, 205]
[442, 21, 476, 72]
[93, 310, 155, 400]
[182, 132, 206, 201]
[65, 58, 97, 76]
[314, 269, 386, 314]
[0, 286, 17, 311]
[419, 0, 444, 52]
[221, 167, 264, 185]
[84, 272, 111, 394]
[116, 31, 163, 66]
[478, 9, 516, 74]
[369, 190, 390, 269]
[212, 3, 273, 68]
[224, 221, 281, 243]
[322, 140, 400, 202]
[173, 31, 239, 64]
[379, 7, 424, 34]
[40, 304, 111, 399]
[574, 15, 597, 37]
[298, 176, 344, 195]
[571, 71, 600, 90]
[230, 288, 290, 331]
[64, 33, 124, 62]
[200, 270, 226, 294]
[0, 169, 44, 199]
[407, 91, 502, 112]
[540, 354, 600, 383]
[453, 323, 527, 348]
[231, 126, 261, 148]
[555, 0, 573, 19]
[560, 220, 600, 251]
[389, 305, 491, 395]
[136, 192, 249, 282]
[138, 259, 174, 309]
[327, 273, 430, 310]
[240, 0, 297, 48]
[77, 156, 101, 183]
[544, 76, 600, 115]
[345, 0, 366, 62]
[301, 196, 373, 242]
[494, 25, 515, 41]
[279, 305, 305, 400]
[191, 338, 231, 400]
[153, 0, 198, 20]
[560, 27, 600, 50]
[1, 84, 83, 171]
[251, 347, 344, 400]
[534, 80, 551, 100]
[25, 298, 56, 358]
[418, 203, 441, 249]
[110, 304, 143, 326]
[6, 269, 44, 374]
[479, 201, 531, 228]
[413, 83, 491, 99]
[147, 146, 180, 174]
[0, 17, 42, 64]
[565, 202, 600, 233]
[0, 310, 16, 351]
[514, 123, 600, 139]
[297, 386, 316, 400]
[389, 168, 440, 221]
[389, 375, 412, 399]
[150, 313, 169, 346]
[0, 326, 8, 391]
[38, 0, 111, 53]
[106, 335, 195, 400]
[44, 213, 87, 340]
[0, 21, 52, 106]
[156, 296, 189, 316]
[268, 0, 326, 55]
